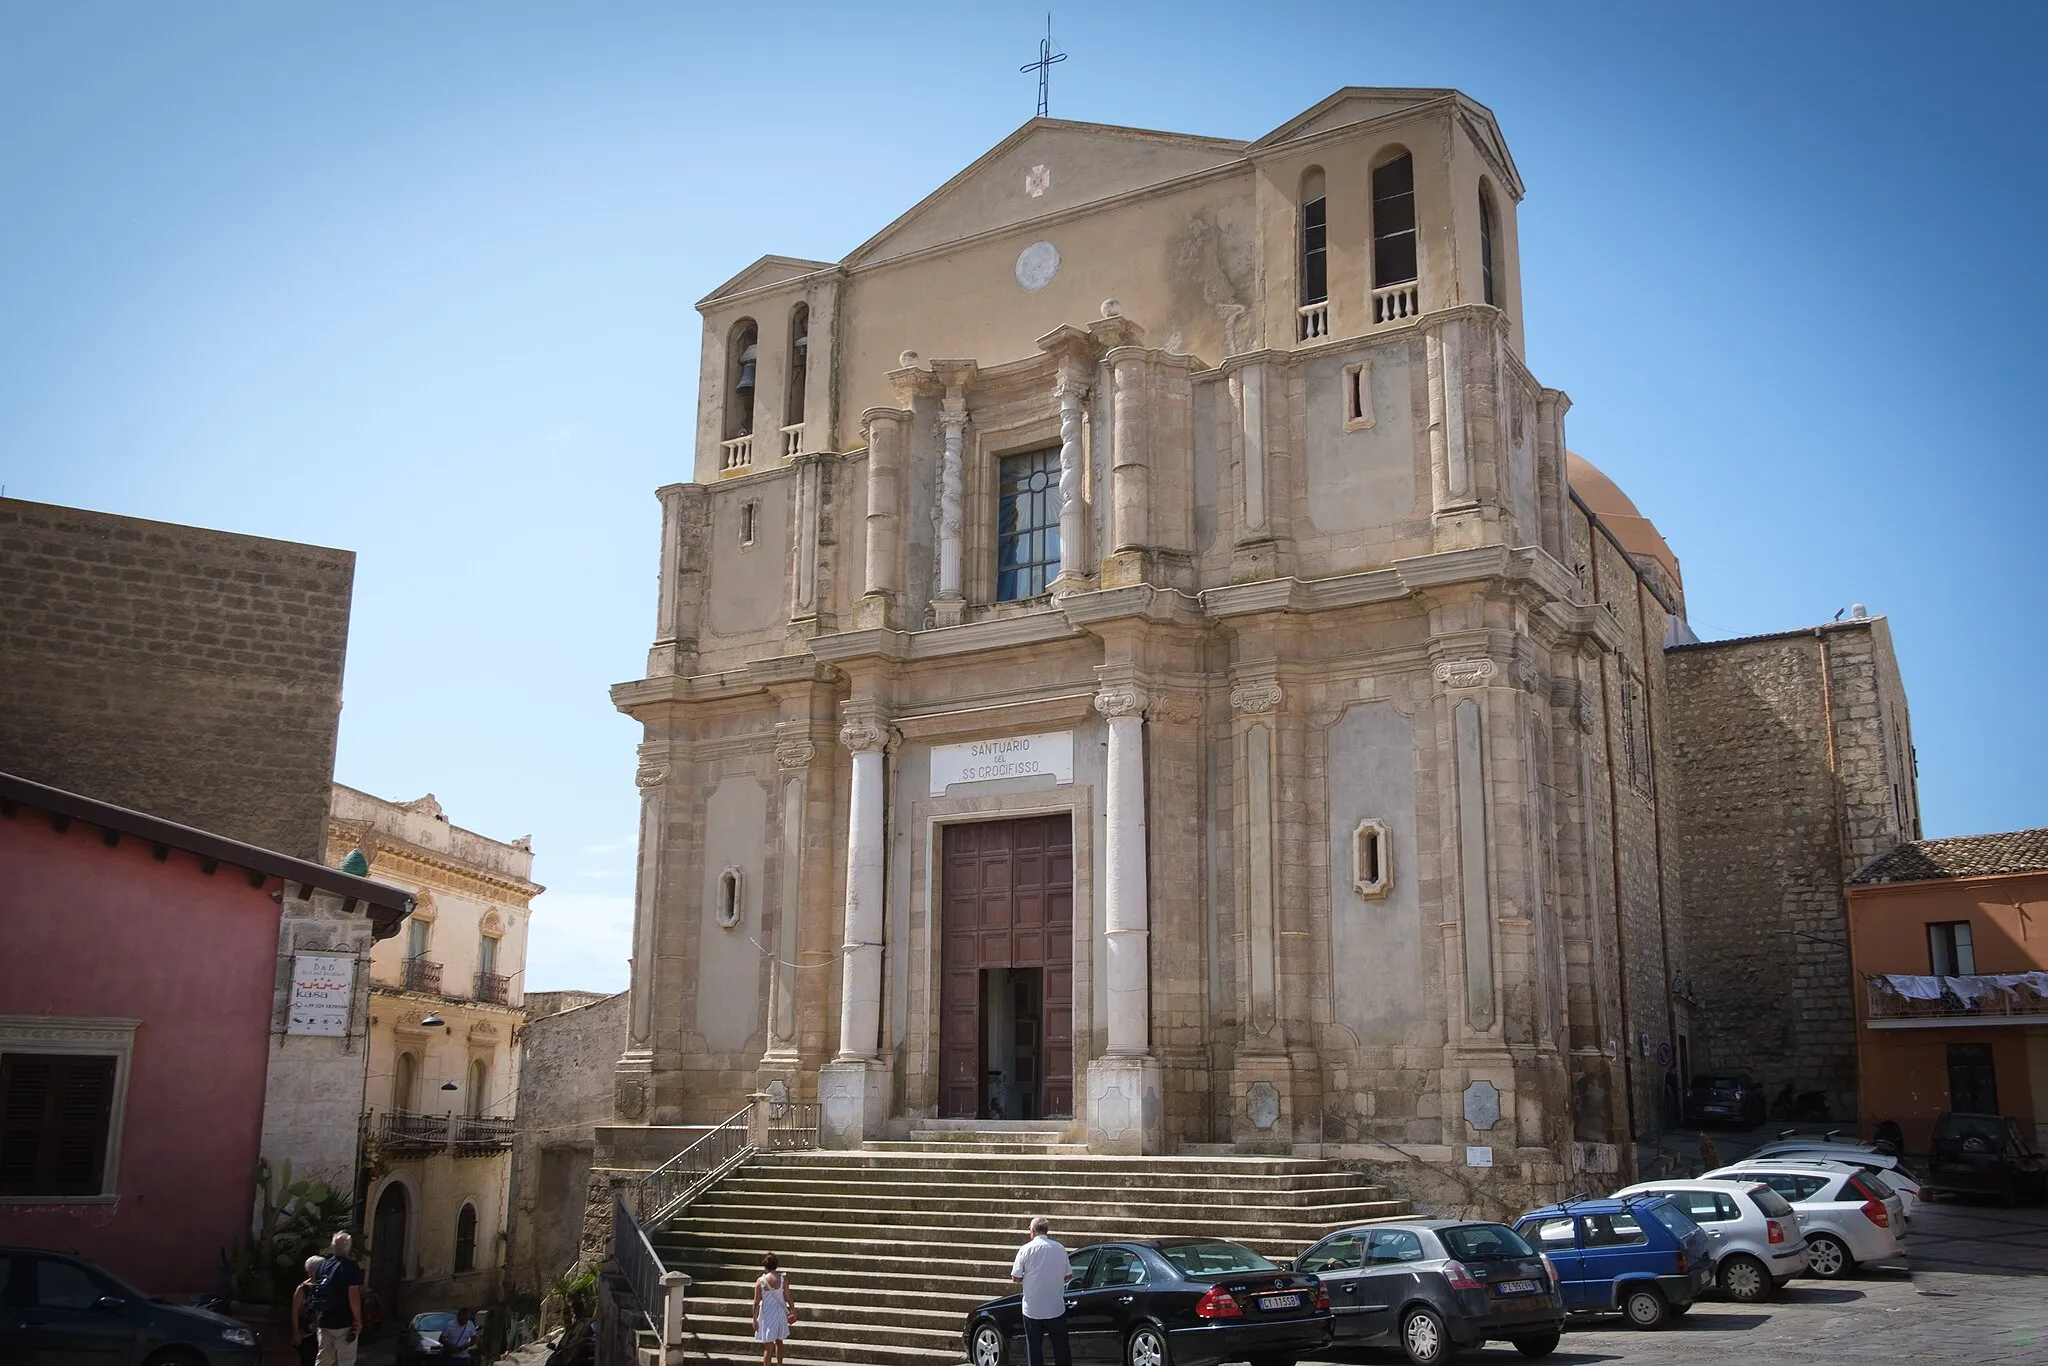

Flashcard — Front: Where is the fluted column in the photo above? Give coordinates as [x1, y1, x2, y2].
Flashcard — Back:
[1052, 378, 1089, 591]
[834, 717, 891, 1061]
[1096, 686, 1151, 1056]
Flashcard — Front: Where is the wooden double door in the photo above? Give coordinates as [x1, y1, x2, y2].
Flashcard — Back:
[939, 815, 1075, 1119]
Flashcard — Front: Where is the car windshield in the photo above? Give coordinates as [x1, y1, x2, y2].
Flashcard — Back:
[1748, 1186, 1796, 1218]
[414, 1313, 459, 1333]
[1440, 1224, 1536, 1261]
[1157, 1242, 1278, 1277]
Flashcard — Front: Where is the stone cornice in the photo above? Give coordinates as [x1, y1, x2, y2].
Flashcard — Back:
[891, 690, 1099, 742]
[611, 655, 839, 714]
[1056, 584, 1205, 630]
[353, 842, 542, 905]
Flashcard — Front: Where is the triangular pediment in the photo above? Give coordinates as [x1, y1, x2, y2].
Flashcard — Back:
[697, 255, 835, 308]
[1248, 88, 1457, 149]
[1457, 98, 1525, 200]
[844, 119, 1246, 268]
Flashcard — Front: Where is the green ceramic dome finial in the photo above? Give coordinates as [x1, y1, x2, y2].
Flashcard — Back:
[339, 848, 370, 877]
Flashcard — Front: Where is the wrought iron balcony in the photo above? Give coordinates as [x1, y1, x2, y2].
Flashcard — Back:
[370, 1108, 514, 1155]
[403, 957, 442, 994]
[1865, 972, 2048, 1028]
[474, 971, 510, 1005]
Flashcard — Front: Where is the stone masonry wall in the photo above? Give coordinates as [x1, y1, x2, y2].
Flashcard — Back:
[509, 990, 627, 1291]
[0, 498, 353, 861]
[1665, 619, 1915, 1121]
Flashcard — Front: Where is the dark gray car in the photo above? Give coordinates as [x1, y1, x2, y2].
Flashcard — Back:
[0, 1247, 261, 1365]
[1294, 1220, 1564, 1364]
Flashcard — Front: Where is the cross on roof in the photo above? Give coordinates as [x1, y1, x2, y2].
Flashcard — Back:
[1020, 14, 1067, 119]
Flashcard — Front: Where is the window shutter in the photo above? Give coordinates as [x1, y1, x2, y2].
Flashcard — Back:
[0, 1053, 115, 1197]
[0, 1055, 53, 1194]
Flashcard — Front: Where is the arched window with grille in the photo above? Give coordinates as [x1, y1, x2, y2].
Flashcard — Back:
[454, 1203, 478, 1273]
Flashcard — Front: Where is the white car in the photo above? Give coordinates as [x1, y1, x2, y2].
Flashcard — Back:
[1745, 1143, 1923, 1218]
[1611, 1179, 1808, 1302]
[1702, 1161, 1903, 1279]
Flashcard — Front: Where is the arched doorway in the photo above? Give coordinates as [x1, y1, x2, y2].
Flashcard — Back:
[370, 1181, 410, 1323]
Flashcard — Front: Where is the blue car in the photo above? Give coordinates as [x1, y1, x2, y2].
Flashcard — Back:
[1511, 1196, 1712, 1329]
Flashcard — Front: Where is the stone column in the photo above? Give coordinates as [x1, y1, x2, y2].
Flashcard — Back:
[1086, 685, 1163, 1154]
[934, 401, 967, 626]
[614, 749, 668, 1124]
[859, 408, 908, 628]
[1051, 378, 1089, 593]
[818, 715, 892, 1146]
[1109, 354, 1149, 558]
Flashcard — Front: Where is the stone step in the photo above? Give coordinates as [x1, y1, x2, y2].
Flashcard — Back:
[908, 1119, 1069, 1133]
[697, 1188, 1398, 1221]
[712, 1171, 1384, 1204]
[677, 1299, 967, 1353]
[862, 1140, 1096, 1155]
[749, 1152, 1369, 1182]
[669, 1322, 965, 1366]
[685, 1280, 988, 1322]
[669, 1265, 1003, 1306]
[679, 1205, 1403, 1243]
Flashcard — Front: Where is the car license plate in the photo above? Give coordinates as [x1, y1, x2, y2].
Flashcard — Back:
[1495, 1279, 1540, 1295]
[1258, 1293, 1301, 1311]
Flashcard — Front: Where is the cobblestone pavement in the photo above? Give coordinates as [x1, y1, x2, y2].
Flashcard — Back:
[1301, 1199, 2048, 1365]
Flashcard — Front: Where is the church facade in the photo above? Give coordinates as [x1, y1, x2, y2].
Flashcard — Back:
[609, 88, 1752, 1200]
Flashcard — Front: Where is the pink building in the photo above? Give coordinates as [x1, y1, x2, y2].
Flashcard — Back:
[0, 772, 411, 1294]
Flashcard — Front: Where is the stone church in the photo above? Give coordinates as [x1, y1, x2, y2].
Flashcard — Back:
[606, 87, 1917, 1200]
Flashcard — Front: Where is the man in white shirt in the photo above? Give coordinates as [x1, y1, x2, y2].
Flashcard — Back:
[1010, 1216, 1074, 1366]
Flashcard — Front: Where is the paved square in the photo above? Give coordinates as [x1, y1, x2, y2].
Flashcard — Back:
[1301, 1201, 2048, 1365]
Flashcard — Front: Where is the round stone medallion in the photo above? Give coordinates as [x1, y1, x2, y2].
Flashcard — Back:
[1014, 240, 1060, 291]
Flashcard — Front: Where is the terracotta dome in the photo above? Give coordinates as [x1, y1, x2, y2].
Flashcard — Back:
[1566, 452, 1680, 589]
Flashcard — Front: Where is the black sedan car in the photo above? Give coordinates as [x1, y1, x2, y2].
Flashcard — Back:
[0, 1246, 261, 1365]
[1684, 1073, 1767, 1128]
[1928, 1112, 2048, 1204]
[1294, 1220, 1563, 1363]
[963, 1238, 1332, 1366]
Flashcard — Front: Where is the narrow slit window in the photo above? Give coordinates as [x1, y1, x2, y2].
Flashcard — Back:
[1371, 153, 1418, 288]
[716, 867, 743, 929]
[1479, 187, 1497, 306]
[1351, 818, 1392, 899]
[739, 499, 759, 548]
[1343, 362, 1374, 430]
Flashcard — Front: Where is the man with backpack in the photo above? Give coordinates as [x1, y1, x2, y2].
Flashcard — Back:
[310, 1231, 366, 1366]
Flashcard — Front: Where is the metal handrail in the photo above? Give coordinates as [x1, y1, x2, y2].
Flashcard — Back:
[612, 1195, 666, 1337]
[1865, 972, 2048, 1024]
[629, 1104, 755, 1225]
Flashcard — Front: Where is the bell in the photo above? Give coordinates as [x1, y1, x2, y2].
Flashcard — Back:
[735, 344, 758, 395]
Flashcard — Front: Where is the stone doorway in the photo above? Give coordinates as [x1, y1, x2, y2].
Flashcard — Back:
[938, 814, 1074, 1119]
[369, 1180, 409, 1320]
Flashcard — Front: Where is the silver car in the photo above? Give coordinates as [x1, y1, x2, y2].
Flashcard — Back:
[1703, 1160, 1904, 1279]
[1746, 1143, 1923, 1218]
[1611, 1179, 1808, 1301]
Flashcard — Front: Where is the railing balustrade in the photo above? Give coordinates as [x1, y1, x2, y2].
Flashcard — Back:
[474, 971, 510, 1005]
[628, 1103, 755, 1226]
[454, 1114, 515, 1151]
[403, 957, 443, 994]
[612, 1196, 666, 1338]
[376, 1108, 450, 1150]
[1865, 971, 2048, 1026]
[1371, 281, 1419, 324]
[1297, 301, 1330, 341]
[765, 1101, 819, 1150]
[720, 435, 754, 471]
[780, 423, 805, 459]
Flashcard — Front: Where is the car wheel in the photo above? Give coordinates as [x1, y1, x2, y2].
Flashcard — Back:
[140, 1351, 206, 1366]
[1511, 1330, 1562, 1358]
[1622, 1286, 1667, 1329]
[1805, 1233, 1854, 1280]
[1126, 1323, 1172, 1366]
[1719, 1253, 1771, 1303]
[1401, 1306, 1453, 1364]
[1247, 1356, 1297, 1366]
[970, 1321, 1007, 1366]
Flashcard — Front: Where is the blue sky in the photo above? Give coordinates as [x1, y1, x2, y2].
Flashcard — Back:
[5, 3, 2043, 992]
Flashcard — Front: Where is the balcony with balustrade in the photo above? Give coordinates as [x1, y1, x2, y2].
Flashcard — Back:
[370, 1108, 515, 1155]
[720, 434, 753, 473]
[1864, 972, 2048, 1029]
[1371, 281, 1419, 325]
[402, 957, 442, 994]
[474, 970, 510, 1006]
[1297, 301, 1330, 341]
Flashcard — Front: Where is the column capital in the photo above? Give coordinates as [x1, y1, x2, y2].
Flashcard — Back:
[1094, 686, 1148, 719]
[1055, 377, 1093, 404]
[839, 717, 894, 754]
[1229, 679, 1283, 715]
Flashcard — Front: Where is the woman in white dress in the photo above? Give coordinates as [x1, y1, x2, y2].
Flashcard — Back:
[752, 1252, 795, 1365]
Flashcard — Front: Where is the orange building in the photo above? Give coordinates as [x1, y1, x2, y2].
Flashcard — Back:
[1847, 830, 2048, 1154]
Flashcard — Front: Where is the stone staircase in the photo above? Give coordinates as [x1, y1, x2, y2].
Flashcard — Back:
[648, 1123, 1410, 1366]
